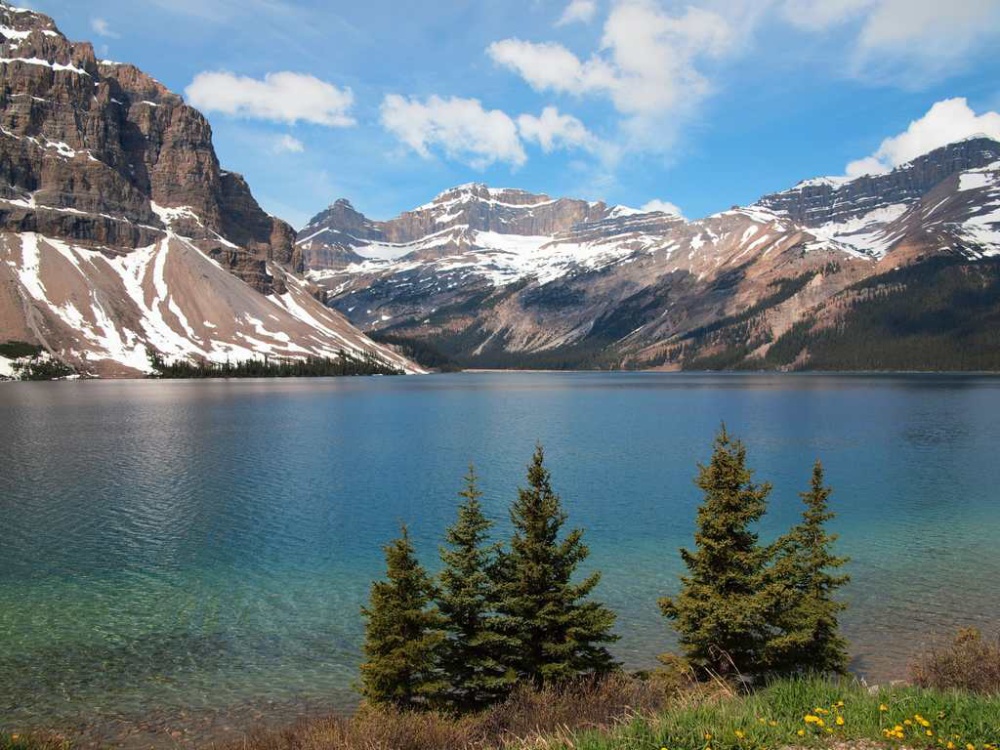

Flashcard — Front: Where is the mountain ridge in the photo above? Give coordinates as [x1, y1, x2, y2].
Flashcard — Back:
[300, 136, 1000, 371]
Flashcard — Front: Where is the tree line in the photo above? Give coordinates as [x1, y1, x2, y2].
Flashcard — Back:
[360, 428, 849, 715]
[146, 348, 403, 378]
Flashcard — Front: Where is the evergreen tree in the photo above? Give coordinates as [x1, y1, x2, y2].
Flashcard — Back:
[435, 466, 517, 712]
[360, 525, 445, 709]
[660, 426, 773, 676]
[764, 461, 850, 675]
[495, 445, 619, 687]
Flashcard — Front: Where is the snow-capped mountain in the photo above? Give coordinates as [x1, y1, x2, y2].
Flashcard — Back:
[755, 136, 1000, 259]
[0, 2, 418, 376]
[302, 138, 1000, 370]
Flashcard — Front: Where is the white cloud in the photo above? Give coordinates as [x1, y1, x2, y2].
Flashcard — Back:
[844, 97, 1000, 178]
[781, 0, 1000, 81]
[90, 18, 119, 38]
[489, 1, 733, 150]
[640, 199, 684, 218]
[381, 94, 527, 169]
[185, 72, 355, 127]
[556, 0, 598, 26]
[273, 134, 305, 154]
[517, 106, 598, 153]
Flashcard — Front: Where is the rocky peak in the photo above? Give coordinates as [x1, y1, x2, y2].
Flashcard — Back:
[0, 1, 300, 292]
[758, 136, 1000, 228]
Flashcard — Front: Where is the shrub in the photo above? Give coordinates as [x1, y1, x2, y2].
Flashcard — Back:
[910, 627, 1000, 695]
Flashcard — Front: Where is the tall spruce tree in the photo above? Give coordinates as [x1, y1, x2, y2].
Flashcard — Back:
[495, 445, 619, 687]
[435, 466, 517, 712]
[764, 461, 850, 675]
[660, 426, 773, 676]
[360, 525, 445, 710]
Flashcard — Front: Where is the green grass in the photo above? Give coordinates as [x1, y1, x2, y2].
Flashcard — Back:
[570, 676, 1000, 750]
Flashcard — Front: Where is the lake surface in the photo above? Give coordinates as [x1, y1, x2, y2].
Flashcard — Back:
[2, 373, 999, 745]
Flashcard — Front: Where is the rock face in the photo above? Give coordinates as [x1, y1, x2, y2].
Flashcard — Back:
[0, 2, 298, 294]
[757, 138, 1000, 227]
[0, 2, 418, 376]
[298, 184, 630, 271]
[303, 139, 1000, 371]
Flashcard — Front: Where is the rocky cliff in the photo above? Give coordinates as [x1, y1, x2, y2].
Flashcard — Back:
[0, 2, 299, 294]
[0, 2, 418, 377]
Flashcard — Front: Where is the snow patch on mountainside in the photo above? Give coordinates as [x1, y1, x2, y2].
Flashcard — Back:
[806, 203, 910, 258]
[1, 232, 421, 375]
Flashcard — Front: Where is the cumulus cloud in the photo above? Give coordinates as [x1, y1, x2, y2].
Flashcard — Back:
[640, 199, 684, 218]
[185, 72, 355, 127]
[90, 18, 119, 38]
[381, 95, 527, 169]
[273, 134, 305, 154]
[844, 98, 1000, 178]
[781, 0, 1000, 80]
[489, 1, 732, 150]
[556, 0, 598, 26]
[517, 106, 598, 153]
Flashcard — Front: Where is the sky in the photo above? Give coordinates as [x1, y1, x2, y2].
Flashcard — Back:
[23, 0, 1000, 229]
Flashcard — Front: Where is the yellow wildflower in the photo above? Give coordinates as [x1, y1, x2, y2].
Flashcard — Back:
[768, 720, 777, 727]
[879, 703, 889, 712]
[797, 730, 806, 737]
[836, 716, 845, 726]
[734, 730, 745, 740]
[947, 742, 956, 749]
[927, 730, 935, 737]
[804, 715, 821, 724]
[967, 745, 976, 750]
[704, 733, 712, 741]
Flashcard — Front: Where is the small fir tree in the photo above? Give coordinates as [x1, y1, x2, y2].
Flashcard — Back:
[360, 525, 445, 709]
[764, 461, 850, 675]
[435, 466, 517, 712]
[660, 426, 773, 676]
[495, 445, 619, 687]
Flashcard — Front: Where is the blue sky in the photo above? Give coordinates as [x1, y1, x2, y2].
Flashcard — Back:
[27, 0, 1000, 228]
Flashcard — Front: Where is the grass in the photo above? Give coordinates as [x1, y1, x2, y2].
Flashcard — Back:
[569, 676, 1000, 750]
[2, 676, 998, 749]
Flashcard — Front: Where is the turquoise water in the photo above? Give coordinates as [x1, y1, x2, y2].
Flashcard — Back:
[2, 373, 1000, 744]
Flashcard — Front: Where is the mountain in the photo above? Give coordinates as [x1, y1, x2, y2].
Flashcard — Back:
[302, 138, 1000, 371]
[0, 2, 417, 377]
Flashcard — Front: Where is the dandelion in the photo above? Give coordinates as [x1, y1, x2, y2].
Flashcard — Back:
[836, 715, 845, 726]
[804, 715, 821, 724]
[967, 745, 976, 750]
[704, 733, 712, 741]
[797, 730, 806, 737]
[880, 703, 889, 712]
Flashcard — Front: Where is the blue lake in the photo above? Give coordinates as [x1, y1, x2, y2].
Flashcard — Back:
[2, 373, 999, 743]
